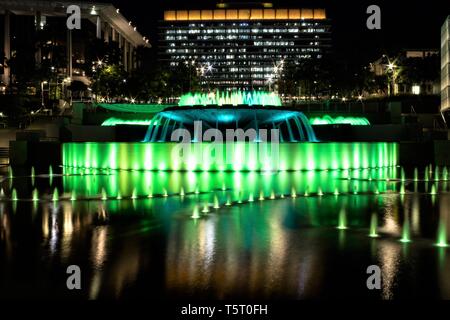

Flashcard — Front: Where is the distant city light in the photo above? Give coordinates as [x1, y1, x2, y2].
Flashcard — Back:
[412, 85, 421, 95]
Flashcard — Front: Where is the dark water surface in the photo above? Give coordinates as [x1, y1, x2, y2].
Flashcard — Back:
[1, 166, 449, 299]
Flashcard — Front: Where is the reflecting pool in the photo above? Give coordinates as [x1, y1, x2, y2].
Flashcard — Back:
[0, 166, 450, 299]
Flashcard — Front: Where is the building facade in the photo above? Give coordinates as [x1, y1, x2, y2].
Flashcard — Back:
[1, 0, 150, 90]
[159, 2, 331, 91]
[442, 16, 450, 111]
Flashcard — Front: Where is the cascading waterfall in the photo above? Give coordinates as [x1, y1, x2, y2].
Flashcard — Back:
[143, 108, 318, 142]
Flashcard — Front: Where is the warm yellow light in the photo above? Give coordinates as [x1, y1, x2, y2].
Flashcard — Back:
[177, 10, 188, 20]
[301, 9, 313, 19]
[276, 9, 288, 19]
[188, 10, 201, 20]
[201, 10, 213, 20]
[163, 8, 326, 21]
[226, 9, 238, 20]
[164, 11, 176, 21]
[213, 9, 226, 20]
[238, 9, 250, 20]
[250, 9, 263, 20]
[314, 9, 326, 19]
[288, 9, 301, 19]
[263, 9, 275, 19]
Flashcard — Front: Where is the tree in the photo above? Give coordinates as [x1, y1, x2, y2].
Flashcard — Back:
[91, 64, 127, 99]
[278, 58, 332, 99]
[167, 63, 200, 95]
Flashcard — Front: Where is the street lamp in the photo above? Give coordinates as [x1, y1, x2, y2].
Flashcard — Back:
[383, 55, 399, 96]
[41, 80, 48, 107]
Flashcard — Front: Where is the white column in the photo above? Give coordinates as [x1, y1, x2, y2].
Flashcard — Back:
[96, 16, 101, 39]
[123, 41, 128, 71]
[118, 33, 122, 48]
[128, 45, 133, 71]
[111, 28, 116, 42]
[3, 11, 11, 85]
[103, 23, 110, 43]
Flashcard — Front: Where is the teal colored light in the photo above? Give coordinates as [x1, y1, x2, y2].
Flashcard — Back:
[309, 115, 370, 126]
[217, 114, 235, 122]
[178, 91, 282, 106]
[62, 142, 399, 172]
[97, 104, 169, 113]
[101, 117, 156, 126]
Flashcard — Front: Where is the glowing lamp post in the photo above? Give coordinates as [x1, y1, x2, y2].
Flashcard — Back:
[41, 81, 48, 107]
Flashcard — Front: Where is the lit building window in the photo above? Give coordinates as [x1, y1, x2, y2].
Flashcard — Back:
[412, 85, 421, 95]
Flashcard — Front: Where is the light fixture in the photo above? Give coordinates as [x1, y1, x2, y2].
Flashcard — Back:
[90, 6, 97, 15]
[387, 62, 396, 71]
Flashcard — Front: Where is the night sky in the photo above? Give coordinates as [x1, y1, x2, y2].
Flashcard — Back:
[110, 0, 449, 64]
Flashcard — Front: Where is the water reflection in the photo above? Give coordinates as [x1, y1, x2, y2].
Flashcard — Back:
[0, 169, 449, 299]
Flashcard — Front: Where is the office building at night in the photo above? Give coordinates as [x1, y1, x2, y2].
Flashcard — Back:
[159, 2, 331, 91]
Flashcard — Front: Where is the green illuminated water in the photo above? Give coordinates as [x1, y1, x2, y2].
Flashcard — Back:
[309, 115, 370, 126]
[32, 189, 39, 202]
[62, 142, 398, 171]
[337, 207, 348, 230]
[12, 188, 17, 201]
[369, 213, 378, 237]
[1, 165, 450, 299]
[178, 91, 282, 106]
[401, 214, 411, 243]
[435, 167, 440, 181]
[191, 205, 200, 219]
[101, 117, 154, 126]
[101, 188, 108, 200]
[431, 184, 437, 195]
[437, 211, 448, 247]
[52, 188, 59, 202]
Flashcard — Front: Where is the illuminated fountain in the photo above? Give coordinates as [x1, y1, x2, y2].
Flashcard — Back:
[178, 90, 282, 107]
[62, 91, 398, 171]
[309, 115, 370, 126]
[143, 107, 317, 142]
